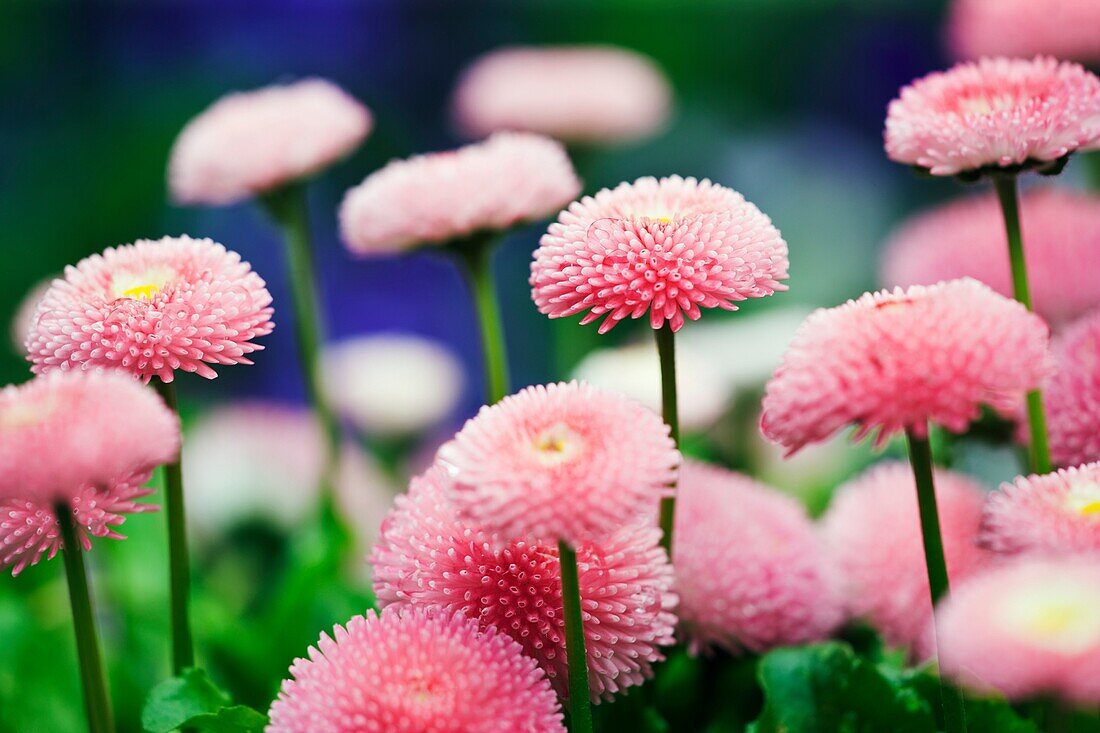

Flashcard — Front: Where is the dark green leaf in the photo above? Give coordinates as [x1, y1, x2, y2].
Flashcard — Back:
[142, 668, 267, 733]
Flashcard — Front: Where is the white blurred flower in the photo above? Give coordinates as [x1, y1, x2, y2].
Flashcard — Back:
[10, 278, 52, 354]
[323, 334, 464, 437]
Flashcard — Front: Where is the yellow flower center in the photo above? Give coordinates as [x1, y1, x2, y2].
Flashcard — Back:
[111, 267, 176, 301]
[1065, 481, 1100, 519]
[120, 284, 161, 300]
[998, 583, 1100, 654]
[532, 423, 581, 466]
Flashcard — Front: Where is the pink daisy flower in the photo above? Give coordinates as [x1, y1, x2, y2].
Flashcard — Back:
[451, 46, 672, 145]
[822, 462, 992, 657]
[948, 0, 1100, 65]
[760, 279, 1050, 454]
[882, 189, 1100, 327]
[168, 78, 371, 206]
[1042, 309, 1100, 467]
[531, 175, 789, 333]
[371, 466, 676, 702]
[340, 132, 581, 255]
[26, 236, 274, 382]
[884, 57, 1100, 177]
[267, 606, 565, 733]
[937, 556, 1100, 703]
[1, 476, 154, 576]
[0, 371, 179, 507]
[981, 462, 1100, 556]
[436, 381, 679, 546]
[673, 461, 843, 655]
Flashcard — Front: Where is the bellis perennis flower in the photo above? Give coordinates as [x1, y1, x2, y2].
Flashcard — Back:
[1041, 309, 1100, 468]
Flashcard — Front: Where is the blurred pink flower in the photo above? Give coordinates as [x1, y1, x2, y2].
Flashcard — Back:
[882, 188, 1100, 327]
[452, 46, 672, 145]
[822, 462, 992, 657]
[169, 78, 371, 205]
[371, 466, 676, 702]
[0, 371, 179, 506]
[267, 606, 564, 733]
[26, 236, 274, 383]
[9, 278, 51, 354]
[885, 57, 1100, 177]
[340, 132, 580, 255]
[674, 461, 843, 655]
[760, 279, 1050, 454]
[437, 381, 679, 546]
[1042, 309, 1100, 467]
[531, 175, 788, 333]
[981, 462, 1100, 556]
[948, 0, 1100, 64]
[938, 556, 1100, 703]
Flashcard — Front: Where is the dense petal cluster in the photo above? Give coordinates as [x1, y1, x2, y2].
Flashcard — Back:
[437, 381, 679, 545]
[882, 189, 1100, 327]
[26, 236, 274, 382]
[340, 132, 581, 255]
[371, 466, 676, 702]
[884, 57, 1100, 176]
[169, 78, 371, 205]
[822, 462, 992, 657]
[1, 477, 154, 576]
[1042, 310, 1100, 467]
[673, 461, 843, 655]
[451, 46, 672, 144]
[531, 176, 789, 333]
[937, 556, 1100, 703]
[981, 462, 1100, 556]
[0, 371, 179, 505]
[948, 0, 1100, 64]
[760, 279, 1050, 454]
[267, 607, 564, 733]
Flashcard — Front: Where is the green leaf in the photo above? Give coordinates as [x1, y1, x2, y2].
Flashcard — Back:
[142, 668, 267, 733]
[900, 668, 1039, 733]
[749, 643, 936, 733]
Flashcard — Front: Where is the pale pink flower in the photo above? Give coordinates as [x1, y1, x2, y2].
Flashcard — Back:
[371, 466, 676, 702]
[10, 278, 51, 354]
[452, 46, 672, 144]
[949, 0, 1100, 65]
[340, 132, 580, 255]
[531, 175, 789, 333]
[267, 606, 564, 733]
[822, 462, 992, 657]
[26, 236, 274, 382]
[169, 78, 371, 206]
[436, 381, 679, 545]
[0, 371, 180, 505]
[937, 556, 1100, 703]
[1, 476, 154, 576]
[760, 279, 1050, 454]
[981, 462, 1100, 556]
[882, 189, 1100, 327]
[673, 461, 843, 655]
[884, 57, 1100, 177]
[1042, 309, 1100, 467]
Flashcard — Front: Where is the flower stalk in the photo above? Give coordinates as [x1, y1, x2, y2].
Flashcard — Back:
[452, 235, 510, 404]
[558, 540, 593, 733]
[654, 323, 680, 554]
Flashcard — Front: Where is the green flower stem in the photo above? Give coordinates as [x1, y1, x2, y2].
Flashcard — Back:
[154, 379, 195, 675]
[992, 173, 1052, 474]
[56, 500, 115, 733]
[453, 236, 510, 404]
[654, 323, 680, 555]
[905, 427, 968, 733]
[558, 541, 594, 733]
[261, 184, 343, 496]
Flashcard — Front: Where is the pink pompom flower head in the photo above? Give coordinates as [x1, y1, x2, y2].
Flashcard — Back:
[673, 461, 843, 655]
[884, 57, 1100, 181]
[1041, 309, 1100, 468]
[882, 189, 1100, 328]
[981, 462, 1100, 557]
[267, 606, 565, 733]
[531, 175, 789, 334]
[948, 0, 1100, 65]
[822, 462, 992, 658]
[371, 466, 676, 702]
[26, 236, 274, 383]
[168, 78, 371, 206]
[937, 556, 1100, 704]
[436, 381, 679, 547]
[760, 279, 1050, 454]
[452, 46, 672, 145]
